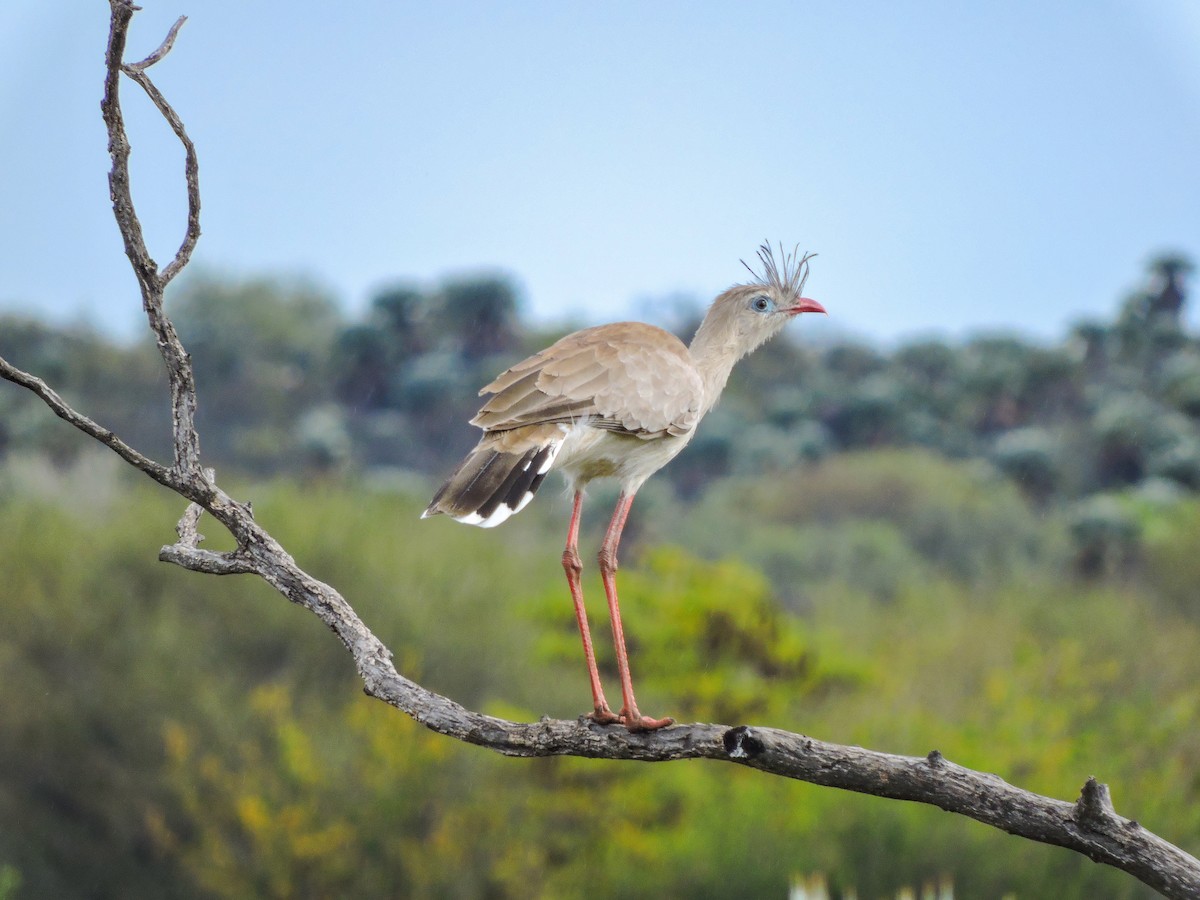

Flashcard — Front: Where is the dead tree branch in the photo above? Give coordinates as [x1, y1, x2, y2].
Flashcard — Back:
[0, 2, 1197, 896]
[101, 1, 201, 475]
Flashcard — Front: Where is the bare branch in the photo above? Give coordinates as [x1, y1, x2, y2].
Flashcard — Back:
[101, 1, 156, 292]
[1, 4, 1198, 897]
[101, 0, 201, 475]
[159, 543, 257, 575]
[0, 355, 178, 491]
[120, 66, 201, 287]
[172, 482, 209, 546]
[124, 14, 187, 72]
[159, 483, 256, 574]
[121, 16, 200, 287]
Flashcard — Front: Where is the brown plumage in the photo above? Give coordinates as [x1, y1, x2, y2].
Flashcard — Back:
[424, 244, 824, 731]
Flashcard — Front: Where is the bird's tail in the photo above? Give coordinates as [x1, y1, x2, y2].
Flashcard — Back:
[421, 432, 562, 528]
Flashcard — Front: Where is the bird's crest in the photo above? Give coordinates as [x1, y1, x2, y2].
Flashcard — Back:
[741, 242, 816, 299]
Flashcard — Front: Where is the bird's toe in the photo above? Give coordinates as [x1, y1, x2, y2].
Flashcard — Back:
[586, 706, 623, 726]
[620, 711, 675, 733]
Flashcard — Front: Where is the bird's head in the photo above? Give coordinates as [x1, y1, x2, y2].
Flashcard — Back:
[691, 243, 825, 360]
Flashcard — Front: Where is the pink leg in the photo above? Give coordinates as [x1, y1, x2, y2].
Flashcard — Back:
[562, 491, 619, 724]
[597, 492, 673, 732]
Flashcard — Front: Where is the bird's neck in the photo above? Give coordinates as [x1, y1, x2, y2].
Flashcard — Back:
[687, 316, 743, 417]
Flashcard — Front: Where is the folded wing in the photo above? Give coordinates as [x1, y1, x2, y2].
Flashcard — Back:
[471, 322, 703, 439]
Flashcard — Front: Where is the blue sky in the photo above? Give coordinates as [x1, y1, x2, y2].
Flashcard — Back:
[2, 2, 1198, 345]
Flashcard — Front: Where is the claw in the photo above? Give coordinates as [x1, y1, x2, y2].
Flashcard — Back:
[587, 706, 622, 726]
[619, 709, 675, 732]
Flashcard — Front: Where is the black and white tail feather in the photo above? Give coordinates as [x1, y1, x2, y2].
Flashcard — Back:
[421, 435, 564, 528]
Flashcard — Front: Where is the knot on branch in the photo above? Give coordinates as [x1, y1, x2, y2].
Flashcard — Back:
[723, 726, 765, 760]
[926, 749, 945, 767]
[1075, 777, 1117, 829]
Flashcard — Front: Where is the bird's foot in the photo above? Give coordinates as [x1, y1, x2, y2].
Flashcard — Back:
[619, 708, 675, 732]
[586, 705, 623, 726]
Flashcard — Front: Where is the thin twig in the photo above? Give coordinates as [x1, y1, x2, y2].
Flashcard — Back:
[120, 65, 201, 286]
[159, 542, 256, 575]
[0, 355, 179, 492]
[124, 14, 186, 72]
[121, 15, 200, 286]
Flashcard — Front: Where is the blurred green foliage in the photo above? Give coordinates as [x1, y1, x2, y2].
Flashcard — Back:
[0, 253, 1197, 896]
[1, 455, 1198, 897]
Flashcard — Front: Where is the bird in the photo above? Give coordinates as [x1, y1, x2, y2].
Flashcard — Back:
[422, 244, 825, 731]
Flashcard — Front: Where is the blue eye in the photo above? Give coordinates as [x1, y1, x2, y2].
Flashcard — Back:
[751, 295, 772, 313]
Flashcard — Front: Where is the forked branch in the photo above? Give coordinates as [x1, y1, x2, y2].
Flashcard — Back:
[101, 0, 200, 476]
[0, 3, 1197, 896]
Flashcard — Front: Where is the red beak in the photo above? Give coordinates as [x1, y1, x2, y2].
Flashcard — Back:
[788, 297, 826, 315]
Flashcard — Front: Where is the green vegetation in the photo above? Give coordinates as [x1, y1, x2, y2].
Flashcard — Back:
[0, 253, 1196, 896]
[1, 454, 1198, 897]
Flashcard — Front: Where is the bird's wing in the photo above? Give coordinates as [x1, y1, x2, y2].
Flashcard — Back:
[471, 322, 703, 438]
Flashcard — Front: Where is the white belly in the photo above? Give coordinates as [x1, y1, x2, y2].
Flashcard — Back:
[553, 422, 692, 494]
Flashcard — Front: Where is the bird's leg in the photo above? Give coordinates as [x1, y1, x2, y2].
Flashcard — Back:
[597, 492, 674, 732]
[562, 490, 620, 725]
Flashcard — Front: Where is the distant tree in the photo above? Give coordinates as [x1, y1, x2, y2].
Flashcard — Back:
[1091, 393, 1158, 487]
[1159, 351, 1200, 418]
[892, 339, 960, 393]
[958, 336, 1033, 433]
[823, 342, 887, 380]
[1110, 255, 1193, 373]
[332, 284, 429, 411]
[295, 405, 352, 474]
[1070, 320, 1110, 374]
[332, 323, 393, 410]
[370, 284, 429, 357]
[668, 407, 737, 499]
[169, 274, 341, 472]
[824, 374, 911, 448]
[1148, 435, 1200, 490]
[1145, 253, 1193, 322]
[991, 427, 1061, 503]
[170, 274, 339, 383]
[393, 350, 474, 416]
[0, 316, 166, 465]
[430, 275, 520, 360]
[1068, 495, 1140, 579]
[1021, 347, 1083, 420]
